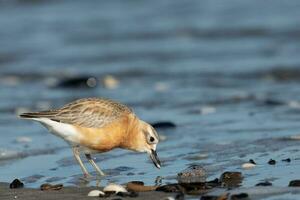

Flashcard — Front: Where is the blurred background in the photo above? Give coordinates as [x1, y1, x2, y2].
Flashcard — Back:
[1, 0, 300, 189]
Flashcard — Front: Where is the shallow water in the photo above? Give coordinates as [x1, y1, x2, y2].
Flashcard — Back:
[1, 0, 300, 198]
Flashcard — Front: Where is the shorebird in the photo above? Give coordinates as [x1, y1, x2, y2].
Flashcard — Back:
[19, 98, 161, 177]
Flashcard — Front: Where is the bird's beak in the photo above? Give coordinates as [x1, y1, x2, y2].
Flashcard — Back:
[149, 149, 161, 169]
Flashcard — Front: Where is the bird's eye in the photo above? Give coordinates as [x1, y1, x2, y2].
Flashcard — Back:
[147, 135, 156, 144]
[150, 136, 155, 142]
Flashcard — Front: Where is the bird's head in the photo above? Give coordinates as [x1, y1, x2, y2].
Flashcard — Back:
[133, 120, 161, 169]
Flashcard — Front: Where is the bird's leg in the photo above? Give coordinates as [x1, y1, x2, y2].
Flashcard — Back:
[72, 147, 91, 178]
[85, 154, 105, 176]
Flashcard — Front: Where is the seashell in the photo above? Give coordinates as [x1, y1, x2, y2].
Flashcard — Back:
[87, 190, 104, 197]
[104, 183, 127, 193]
[242, 163, 256, 169]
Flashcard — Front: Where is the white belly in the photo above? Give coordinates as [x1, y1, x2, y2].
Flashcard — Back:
[32, 118, 81, 145]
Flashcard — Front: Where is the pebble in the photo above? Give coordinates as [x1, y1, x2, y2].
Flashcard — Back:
[116, 191, 138, 198]
[241, 163, 256, 169]
[230, 193, 249, 200]
[177, 165, 207, 183]
[156, 184, 182, 193]
[159, 134, 167, 141]
[199, 106, 216, 115]
[87, 190, 104, 197]
[263, 99, 285, 106]
[154, 82, 169, 92]
[55, 76, 98, 88]
[282, 158, 291, 162]
[164, 197, 175, 200]
[104, 183, 127, 193]
[151, 121, 176, 129]
[103, 75, 119, 89]
[249, 159, 256, 165]
[9, 179, 24, 189]
[201, 193, 229, 200]
[126, 181, 157, 192]
[40, 183, 63, 191]
[15, 136, 32, 144]
[268, 159, 276, 165]
[255, 181, 272, 186]
[289, 180, 300, 187]
[220, 172, 243, 187]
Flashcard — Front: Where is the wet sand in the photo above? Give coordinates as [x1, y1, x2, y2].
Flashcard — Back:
[0, 182, 171, 200]
[3, 182, 300, 200]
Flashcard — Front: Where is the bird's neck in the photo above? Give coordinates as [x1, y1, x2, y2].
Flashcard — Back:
[120, 114, 145, 152]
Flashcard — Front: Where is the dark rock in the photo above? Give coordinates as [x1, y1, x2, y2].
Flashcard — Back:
[289, 180, 300, 187]
[55, 76, 97, 89]
[206, 178, 221, 188]
[255, 181, 272, 186]
[116, 191, 138, 197]
[220, 172, 243, 188]
[201, 193, 229, 200]
[282, 158, 291, 162]
[156, 184, 182, 193]
[104, 191, 116, 197]
[151, 121, 176, 129]
[40, 183, 63, 190]
[177, 165, 207, 183]
[179, 182, 209, 194]
[263, 99, 285, 106]
[9, 179, 24, 189]
[231, 193, 249, 200]
[249, 159, 256, 165]
[268, 159, 276, 165]
[175, 192, 185, 200]
[201, 195, 219, 200]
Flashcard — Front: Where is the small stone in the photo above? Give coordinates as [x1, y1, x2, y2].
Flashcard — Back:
[87, 190, 104, 197]
[104, 183, 127, 193]
[126, 181, 157, 192]
[282, 158, 291, 162]
[151, 121, 176, 129]
[242, 163, 256, 169]
[220, 172, 243, 187]
[201, 193, 229, 200]
[255, 181, 272, 186]
[268, 159, 276, 165]
[159, 134, 167, 141]
[86, 77, 97, 88]
[289, 180, 300, 187]
[116, 191, 138, 197]
[263, 99, 285, 106]
[55, 76, 96, 89]
[164, 197, 175, 200]
[175, 192, 184, 200]
[249, 159, 256, 164]
[15, 136, 32, 143]
[154, 82, 169, 92]
[177, 165, 207, 183]
[200, 196, 219, 200]
[40, 183, 63, 191]
[156, 184, 182, 193]
[9, 179, 24, 189]
[231, 193, 249, 200]
[199, 106, 216, 115]
[103, 75, 119, 89]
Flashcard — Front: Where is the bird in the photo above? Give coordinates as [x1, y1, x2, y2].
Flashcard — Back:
[19, 97, 161, 177]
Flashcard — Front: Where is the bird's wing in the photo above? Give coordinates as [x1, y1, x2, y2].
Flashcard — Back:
[20, 98, 132, 128]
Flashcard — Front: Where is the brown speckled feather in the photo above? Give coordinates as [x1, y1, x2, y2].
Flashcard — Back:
[20, 98, 133, 128]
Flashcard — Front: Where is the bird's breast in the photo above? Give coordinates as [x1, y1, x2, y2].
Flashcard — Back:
[74, 116, 130, 152]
